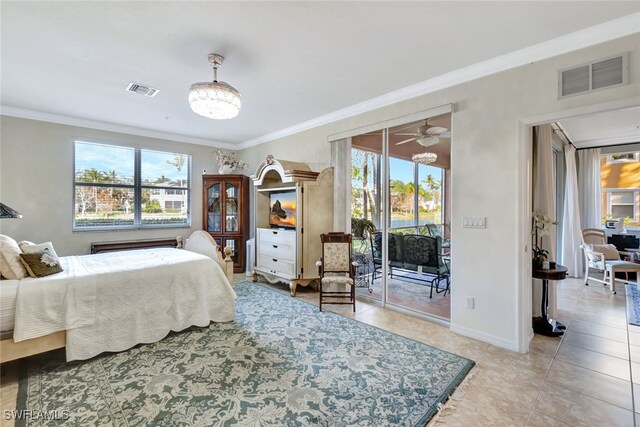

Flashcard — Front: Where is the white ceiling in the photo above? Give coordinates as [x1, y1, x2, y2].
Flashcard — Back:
[1, 2, 639, 147]
[558, 107, 640, 148]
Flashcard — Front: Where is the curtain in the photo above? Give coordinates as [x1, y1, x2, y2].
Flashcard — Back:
[533, 125, 557, 317]
[577, 148, 602, 229]
[331, 138, 350, 232]
[561, 145, 583, 277]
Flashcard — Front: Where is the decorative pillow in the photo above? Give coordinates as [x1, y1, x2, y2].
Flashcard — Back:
[18, 241, 59, 258]
[0, 234, 28, 279]
[585, 244, 620, 261]
[19, 248, 63, 278]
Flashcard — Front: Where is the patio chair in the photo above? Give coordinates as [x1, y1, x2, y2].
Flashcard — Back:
[581, 228, 640, 294]
[316, 232, 356, 312]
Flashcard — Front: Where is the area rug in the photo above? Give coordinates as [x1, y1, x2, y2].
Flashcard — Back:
[18, 282, 475, 426]
[625, 283, 640, 326]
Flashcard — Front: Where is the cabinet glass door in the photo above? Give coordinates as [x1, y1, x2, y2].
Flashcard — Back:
[207, 183, 221, 233]
[224, 238, 239, 266]
[225, 183, 240, 233]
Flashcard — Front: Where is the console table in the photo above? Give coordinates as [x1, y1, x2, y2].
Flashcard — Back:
[533, 265, 568, 337]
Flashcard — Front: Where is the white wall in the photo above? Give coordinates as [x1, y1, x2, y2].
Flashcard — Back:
[0, 116, 221, 256]
[238, 34, 640, 351]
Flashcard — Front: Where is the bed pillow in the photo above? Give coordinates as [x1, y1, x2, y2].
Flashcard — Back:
[585, 244, 620, 261]
[0, 234, 28, 279]
[18, 241, 59, 258]
[19, 248, 63, 278]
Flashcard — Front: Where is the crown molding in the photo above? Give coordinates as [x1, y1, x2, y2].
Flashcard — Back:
[0, 106, 236, 149]
[2, 13, 638, 151]
[237, 12, 640, 150]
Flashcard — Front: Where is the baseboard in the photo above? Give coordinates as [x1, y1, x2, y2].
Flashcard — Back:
[449, 324, 519, 353]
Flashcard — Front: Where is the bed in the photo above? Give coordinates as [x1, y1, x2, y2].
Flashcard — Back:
[1, 236, 236, 362]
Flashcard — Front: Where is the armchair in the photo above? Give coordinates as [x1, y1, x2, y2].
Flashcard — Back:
[581, 228, 640, 294]
[317, 233, 356, 312]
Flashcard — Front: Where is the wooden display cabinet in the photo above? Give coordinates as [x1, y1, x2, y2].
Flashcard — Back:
[202, 174, 250, 273]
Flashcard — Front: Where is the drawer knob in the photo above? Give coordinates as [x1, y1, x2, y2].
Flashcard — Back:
[272, 231, 278, 234]
[273, 245, 278, 248]
[272, 258, 278, 262]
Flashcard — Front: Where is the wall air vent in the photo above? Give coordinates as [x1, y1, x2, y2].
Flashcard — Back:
[125, 82, 159, 97]
[558, 52, 628, 99]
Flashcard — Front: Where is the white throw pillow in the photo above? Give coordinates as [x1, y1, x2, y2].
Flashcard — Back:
[19, 241, 59, 258]
[0, 234, 28, 279]
[586, 244, 620, 261]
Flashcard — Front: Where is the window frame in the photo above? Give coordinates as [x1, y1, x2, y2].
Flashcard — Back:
[606, 152, 639, 164]
[605, 188, 639, 221]
[73, 140, 192, 231]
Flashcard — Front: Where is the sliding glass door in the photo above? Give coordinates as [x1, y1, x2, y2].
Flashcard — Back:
[351, 132, 383, 302]
[349, 113, 452, 320]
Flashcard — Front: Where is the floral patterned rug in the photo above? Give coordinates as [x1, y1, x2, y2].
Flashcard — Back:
[18, 282, 474, 426]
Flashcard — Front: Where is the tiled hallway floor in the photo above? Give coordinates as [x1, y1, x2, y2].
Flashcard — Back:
[1, 275, 638, 426]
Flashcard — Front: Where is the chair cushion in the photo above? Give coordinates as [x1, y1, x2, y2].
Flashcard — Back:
[586, 244, 620, 261]
[323, 242, 350, 271]
[321, 276, 354, 285]
[604, 260, 640, 272]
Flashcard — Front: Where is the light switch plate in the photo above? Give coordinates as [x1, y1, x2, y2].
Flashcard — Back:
[463, 216, 486, 229]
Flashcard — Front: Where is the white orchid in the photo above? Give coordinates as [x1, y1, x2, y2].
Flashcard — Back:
[212, 148, 248, 170]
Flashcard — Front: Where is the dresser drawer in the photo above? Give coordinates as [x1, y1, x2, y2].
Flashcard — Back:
[260, 243, 295, 261]
[258, 228, 296, 246]
[258, 255, 295, 277]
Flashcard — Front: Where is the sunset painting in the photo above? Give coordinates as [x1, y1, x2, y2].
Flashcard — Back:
[269, 191, 297, 227]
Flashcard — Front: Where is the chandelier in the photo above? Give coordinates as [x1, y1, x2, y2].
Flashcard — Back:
[412, 152, 438, 165]
[189, 54, 241, 120]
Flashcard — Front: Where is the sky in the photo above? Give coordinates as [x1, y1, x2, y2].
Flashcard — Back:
[75, 142, 188, 182]
[389, 157, 442, 184]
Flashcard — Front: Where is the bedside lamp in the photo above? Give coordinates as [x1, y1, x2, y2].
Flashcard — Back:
[0, 203, 23, 219]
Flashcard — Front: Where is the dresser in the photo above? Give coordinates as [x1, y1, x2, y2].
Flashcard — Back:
[202, 174, 250, 273]
[256, 228, 297, 277]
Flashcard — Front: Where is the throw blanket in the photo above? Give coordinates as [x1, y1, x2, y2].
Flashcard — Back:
[14, 248, 236, 361]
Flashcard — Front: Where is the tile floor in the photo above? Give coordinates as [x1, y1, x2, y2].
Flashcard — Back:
[1, 274, 638, 426]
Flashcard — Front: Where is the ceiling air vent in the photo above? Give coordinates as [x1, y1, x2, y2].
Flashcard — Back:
[559, 53, 628, 99]
[125, 82, 159, 97]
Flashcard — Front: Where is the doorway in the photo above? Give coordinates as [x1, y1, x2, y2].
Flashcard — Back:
[517, 99, 640, 353]
[348, 112, 452, 321]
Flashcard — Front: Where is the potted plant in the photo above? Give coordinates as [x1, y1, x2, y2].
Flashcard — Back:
[351, 217, 376, 239]
[212, 148, 248, 174]
[531, 210, 558, 269]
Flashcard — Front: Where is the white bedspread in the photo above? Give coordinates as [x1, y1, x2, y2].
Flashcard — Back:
[14, 248, 236, 361]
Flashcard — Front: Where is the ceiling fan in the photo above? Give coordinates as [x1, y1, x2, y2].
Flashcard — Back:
[395, 120, 450, 147]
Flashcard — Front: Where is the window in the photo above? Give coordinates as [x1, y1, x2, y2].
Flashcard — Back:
[351, 147, 381, 228]
[606, 189, 639, 220]
[74, 141, 191, 230]
[607, 152, 639, 164]
[350, 147, 445, 233]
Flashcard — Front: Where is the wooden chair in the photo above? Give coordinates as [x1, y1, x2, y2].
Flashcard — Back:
[581, 228, 640, 294]
[316, 232, 356, 312]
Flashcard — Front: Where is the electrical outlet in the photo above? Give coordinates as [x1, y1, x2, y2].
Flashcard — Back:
[465, 296, 475, 309]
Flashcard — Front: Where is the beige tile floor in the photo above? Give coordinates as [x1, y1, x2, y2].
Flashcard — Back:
[1, 274, 637, 426]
